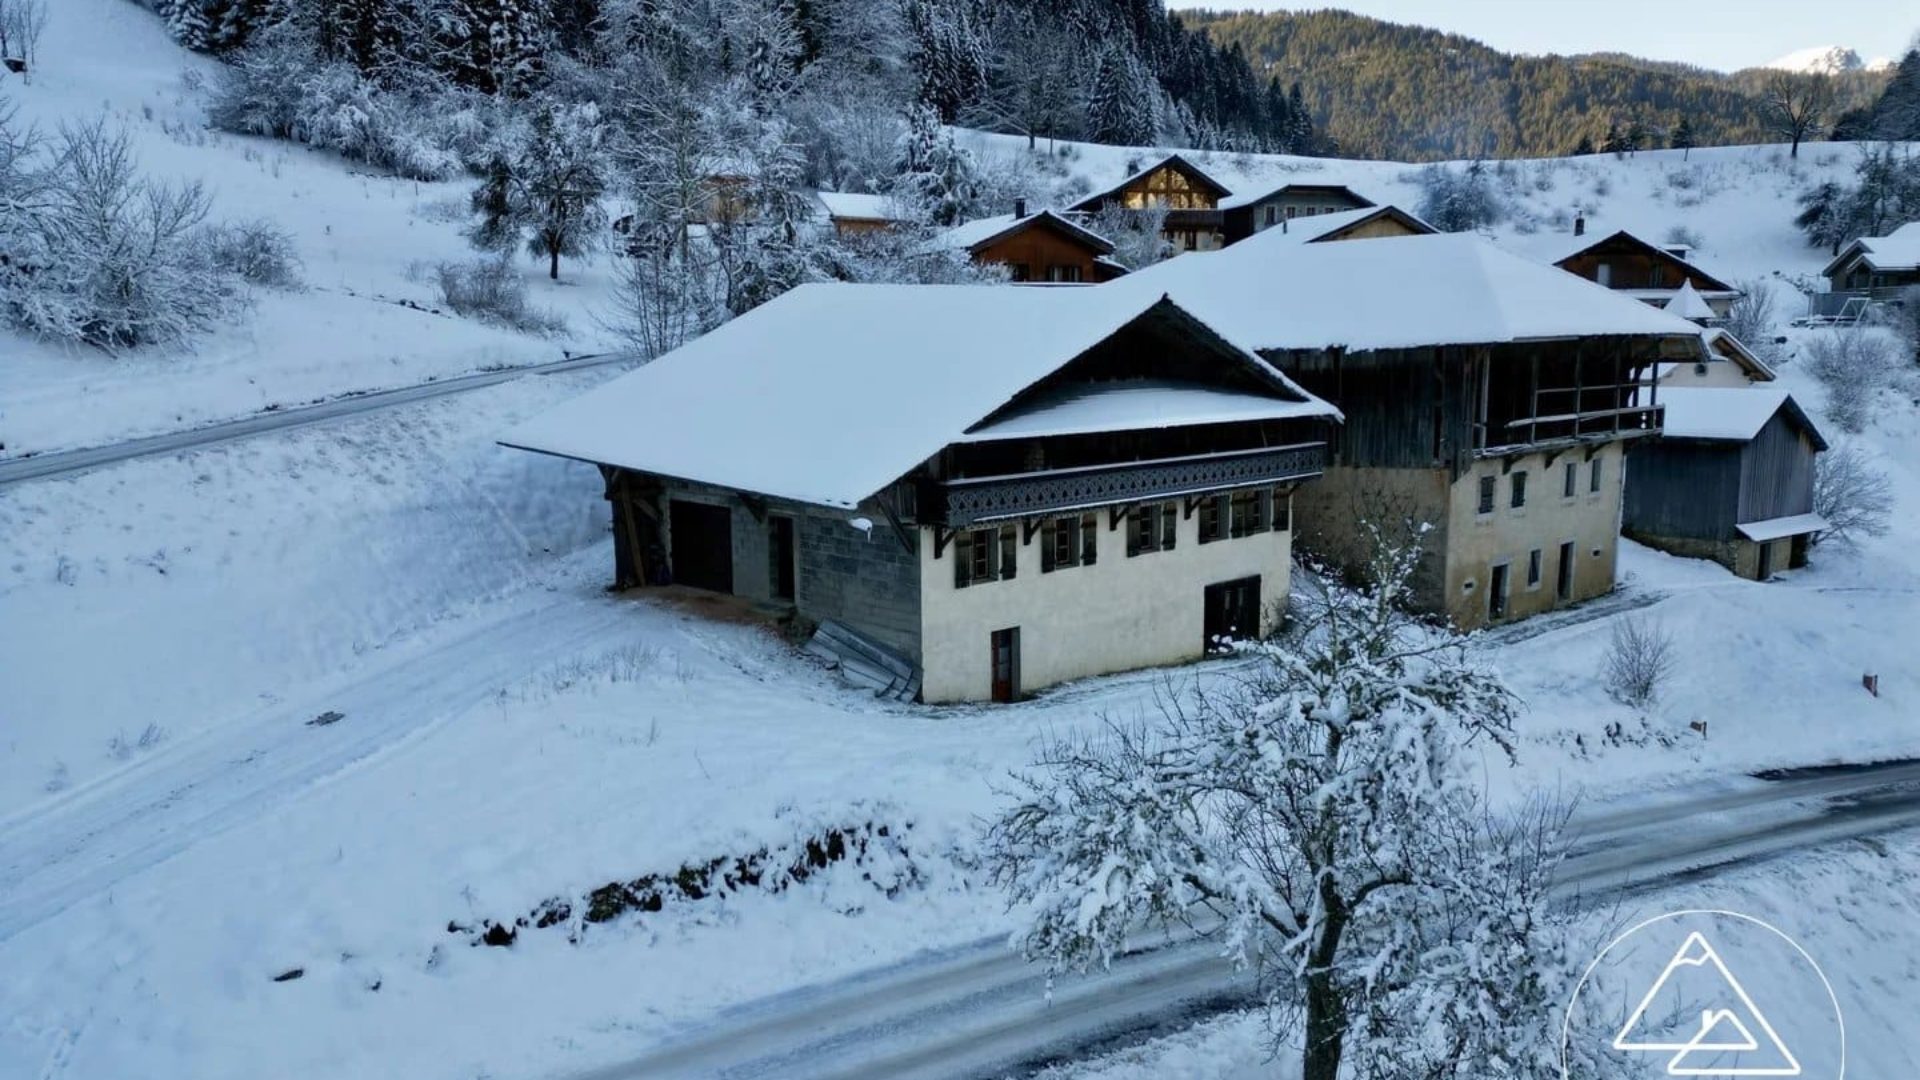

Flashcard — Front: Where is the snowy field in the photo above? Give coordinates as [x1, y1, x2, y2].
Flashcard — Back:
[3, 2, 1919, 1077]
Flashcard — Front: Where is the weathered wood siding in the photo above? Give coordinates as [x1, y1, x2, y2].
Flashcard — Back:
[1737, 411, 1816, 524]
[1623, 441, 1741, 541]
[975, 224, 1108, 283]
[1274, 346, 1470, 472]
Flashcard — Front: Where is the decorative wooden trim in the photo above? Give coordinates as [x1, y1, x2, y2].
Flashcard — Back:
[1022, 518, 1044, 545]
[927, 443, 1327, 527]
[932, 526, 957, 560]
[873, 492, 916, 555]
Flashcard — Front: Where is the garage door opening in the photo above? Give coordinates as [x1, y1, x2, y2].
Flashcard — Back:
[669, 499, 734, 594]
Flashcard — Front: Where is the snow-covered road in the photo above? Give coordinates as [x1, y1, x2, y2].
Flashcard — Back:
[0, 591, 635, 944]
[565, 761, 1920, 1080]
[0, 351, 633, 487]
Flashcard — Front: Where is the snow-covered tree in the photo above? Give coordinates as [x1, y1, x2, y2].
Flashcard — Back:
[1082, 201, 1170, 270]
[468, 102, 607, 279]
[1761, 71, 1833, 159]
[1085, 45, 1156, 146]
[889, 102, 977, 226]
[987, 524, 1622, 1080]
[1417, 160, 1500, 232]
[164, 0, 212, 50]
[1670, 115, 1695, 158]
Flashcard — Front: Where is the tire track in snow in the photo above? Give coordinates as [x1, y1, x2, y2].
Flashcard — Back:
[0, 593, 637, 944]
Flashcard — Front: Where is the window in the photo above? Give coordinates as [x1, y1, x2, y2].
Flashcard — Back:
[1271, 488, 1291, 532]
[1285, 205, 1298, 220]
[1043, 516, 1080, 572]
[1510, 471, 1528, 509]
[1478, 475, 1496, 515]
[1008, 263, 1031, 282]
[1046, 264, 1083, 283]
[1563, 462, 1577, 498]
[1596, 262, 1613, 287]
[1589, 458, 1603, 493]
[1229, 489, 1269, 537]
[954, 526, 1016, 588]
[1527, 549, 1542, 588]
[1182, 230, 1198, 251]
[1264, 205, 1278, 226]
[1557, 541, 1575, 601]
[1199, 495, 1225, 543]
[1127, 503, 1180, 556]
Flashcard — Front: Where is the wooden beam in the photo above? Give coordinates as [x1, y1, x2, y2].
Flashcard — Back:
[1109, 504, 1136, 531]
[933, 526, 956, 560]
[1022, 518, 1044, 545]
[873, 493, 916, 556]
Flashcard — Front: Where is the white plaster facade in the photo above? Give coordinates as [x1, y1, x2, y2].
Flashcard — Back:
[917, 500, 1293, 703]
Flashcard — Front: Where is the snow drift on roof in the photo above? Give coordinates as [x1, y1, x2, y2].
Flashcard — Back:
[959, 379, 1330, 442]
[814, 191, 908, 222]
[1114, 232, 1705, 353]
[1737, 513, 1829, 543]
[924, 210, 1113, 255]
[502, 284, 1333, 509]
[1700, 328, 1776, 380]
[1656, 387, 1805, 442]
[1664, 280, 1716, 321]
[1855, 221, 1920, 272]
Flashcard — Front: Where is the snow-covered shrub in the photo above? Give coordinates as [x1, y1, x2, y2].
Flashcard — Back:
[203, 218, 302, 287]
[433, 258, 565, 335]
[1663, 224, 1704, 251]
[205, 20, 316, 141]
[1888, 286, 1920, 365]
[1082, 201, 1170, 269]
[1805, 328, 1895, 434]
[1417, 160, 1502, 232]
[1812, 444, 1894, 548]
[107, 723, 167, 760]
[2, 119, 241, 349]
[1604, 615, 1675, 708]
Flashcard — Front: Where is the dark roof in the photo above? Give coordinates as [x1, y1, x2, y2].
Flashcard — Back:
[1555, 230, 1738, 295]
[1068, 154, 1234, 212]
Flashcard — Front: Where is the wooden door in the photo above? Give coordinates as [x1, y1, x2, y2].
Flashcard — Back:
[991, 628, 1020, 703]
[668, 499, 734, 594]
[1556, 541, 1575, 602]
[1488, 563, 1509, 621]
[769, 515, 796, 601]
[1757, 541, 1774, 581]
[1203, 576, 1262, 653]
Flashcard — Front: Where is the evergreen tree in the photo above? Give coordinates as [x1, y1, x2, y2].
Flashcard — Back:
[469, 103, 608, 279]
[1085, 46, 1156, 146]
[890, 103, 977, 226]
[1670, 115, 1696, 156]
[165, 0, 212, 51]
[1287, 80, 1313, 153]
[1624, 117, 1646, 156]
[1572, 134, 1595, 156]
[1600, 120, 1627, 155]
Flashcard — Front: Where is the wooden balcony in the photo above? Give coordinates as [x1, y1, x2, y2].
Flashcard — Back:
[920, 443, 1327, 527]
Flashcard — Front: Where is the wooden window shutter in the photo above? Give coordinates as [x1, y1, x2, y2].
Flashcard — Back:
[1040, 520, 1057, 572]
[1161, 502, 1177, 549]
[999, 526, 1017, 580]
[1081, 513, 1098, 565]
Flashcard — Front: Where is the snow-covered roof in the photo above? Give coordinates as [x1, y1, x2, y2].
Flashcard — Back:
[925, 210, 1114, 255]
[1664, 280, 1717, 321]
[1655, 387, 1824, 448]
[502, 284, 1334, 509]
[1218, 181, 1375, 213]
[1737, 513, 1830, 543]
[1249, 205, 1437, 246]
[1114, 231, 1705, 354]
[1700, 328, 1777, 380]
[1828, 221, 1920, 274]
[958, 379, 1331, 442]
[1067, 154, 1233, 211]
[814, 191, 910, 222]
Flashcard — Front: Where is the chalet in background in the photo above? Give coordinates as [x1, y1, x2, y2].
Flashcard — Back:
[1124, 231, 1702, 629]
[1623, 388, 1827, 580]
[1243, 204, 1436, 247]
[503, 285, 1338, 703]
[1537, 224, 1742, 320]
[925, 204, 1128, 282]
[812, 191, 912, 238]
[1819, 222, 1920, 316]
[1067, 153, 1377, 254]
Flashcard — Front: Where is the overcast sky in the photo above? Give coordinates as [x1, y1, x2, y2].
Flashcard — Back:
[1170, 1, 1917, 72]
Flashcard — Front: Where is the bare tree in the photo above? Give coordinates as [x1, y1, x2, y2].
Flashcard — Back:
[1724, 278, 1781, 363]
[1604, 615, 1675, 707]
[1812, 444, 1893, 548]
[1805, 328, 1895, 434]
[0, 0, 48, 72]
[1761, 72, 1834, 159]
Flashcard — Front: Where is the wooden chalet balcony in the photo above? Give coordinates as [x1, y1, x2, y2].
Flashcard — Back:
[919, 443, 1326, 528]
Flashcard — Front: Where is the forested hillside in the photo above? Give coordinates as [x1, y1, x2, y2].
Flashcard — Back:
[1187, 8, 1894, 160]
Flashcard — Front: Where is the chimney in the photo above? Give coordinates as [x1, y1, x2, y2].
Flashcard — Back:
[1574, 214, 1586, 237]
[1013, 198, 1028, 219]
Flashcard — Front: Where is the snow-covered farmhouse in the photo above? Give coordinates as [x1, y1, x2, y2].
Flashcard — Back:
[926, 205, 1129, 283]
[1534, 225, 1742, 320]
[503, 285, 1339, 703]
[1623, 388, 1828, 579]
[1064, 153, 1377, 253]
[1123, 231, 1703, 629]
[1821, 221, 1920, 302]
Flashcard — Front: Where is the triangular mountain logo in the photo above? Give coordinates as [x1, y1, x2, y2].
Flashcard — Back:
[1612, 931, 1802, 1076]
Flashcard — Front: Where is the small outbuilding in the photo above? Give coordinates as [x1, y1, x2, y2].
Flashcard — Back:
[1821, 221, 1920, 300]
[1623, 387, 1828, 580]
